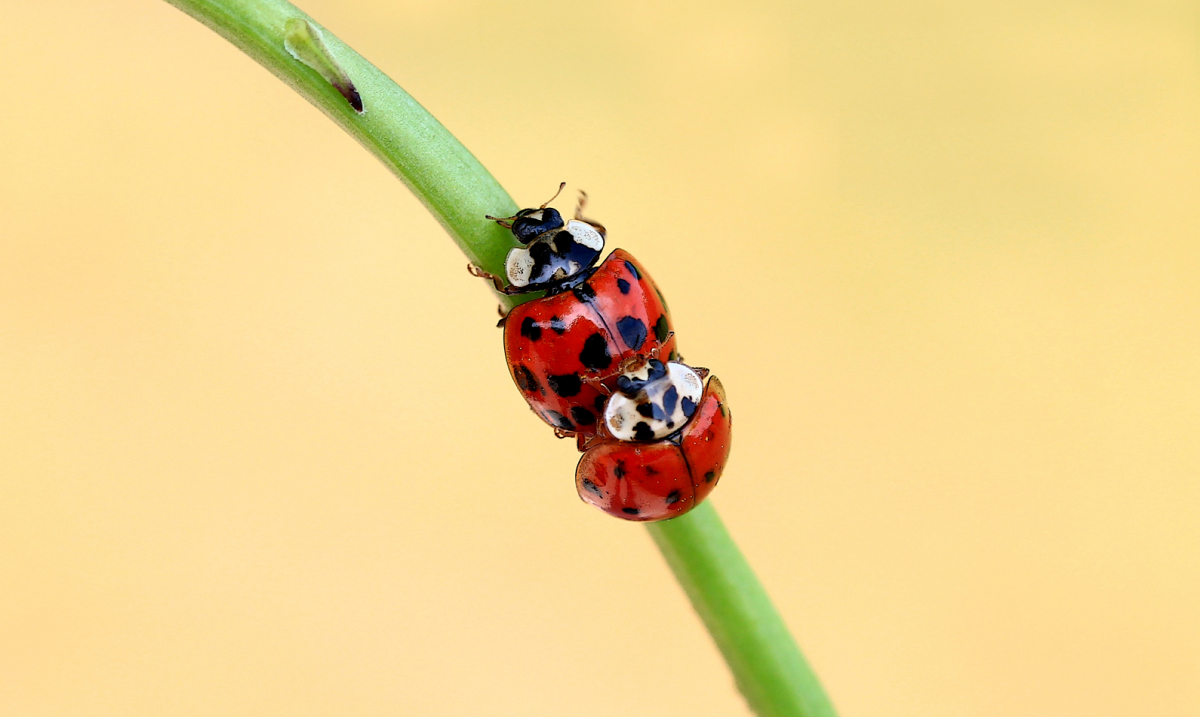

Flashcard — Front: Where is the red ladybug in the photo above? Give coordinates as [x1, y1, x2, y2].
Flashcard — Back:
[481, 190, 678, 440]
[576, 358, 732, 522]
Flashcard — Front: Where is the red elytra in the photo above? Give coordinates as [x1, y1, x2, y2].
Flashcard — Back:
[503, 248, 677, 440]
[575, 374, 731, 522]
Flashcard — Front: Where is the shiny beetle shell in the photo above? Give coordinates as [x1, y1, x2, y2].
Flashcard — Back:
[503, 249, 677, 439]
[575, 373, 731, 522]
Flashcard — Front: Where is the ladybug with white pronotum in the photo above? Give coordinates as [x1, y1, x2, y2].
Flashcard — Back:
[575, 357, 732, 522]
[474, 187, 678, 441]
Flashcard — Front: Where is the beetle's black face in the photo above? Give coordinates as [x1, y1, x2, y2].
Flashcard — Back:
[511, 207, 565, 244]
[616, 359, 669, 398]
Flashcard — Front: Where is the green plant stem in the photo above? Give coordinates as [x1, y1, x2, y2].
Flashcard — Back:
[648, 503, 837, 717]
[164, 1, 837, 714]
[164, 0, 524, 309]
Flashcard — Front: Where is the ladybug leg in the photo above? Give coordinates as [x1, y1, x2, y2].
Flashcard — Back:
[553, 426, 579, 441]
[574, 190, 607, 237]
[581, 374, 614, 396]
[651, 332, 685, 363]
[467, 263, 508, 293]
[574, 431, 607, 452]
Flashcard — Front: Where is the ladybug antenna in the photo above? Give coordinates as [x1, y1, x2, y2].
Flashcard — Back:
[540, 182, 567, 209]
[484, 182, 566, 226]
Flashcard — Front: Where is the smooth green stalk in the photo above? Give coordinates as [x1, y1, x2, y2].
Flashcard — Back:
[164, 1, 837, 714]
[648, 504, 837, 717]
[164, 0, 524, 309]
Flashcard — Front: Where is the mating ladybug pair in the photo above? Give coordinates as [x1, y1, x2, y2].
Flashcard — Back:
[472, 186, 732, 522]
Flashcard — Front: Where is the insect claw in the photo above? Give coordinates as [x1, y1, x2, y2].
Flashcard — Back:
[580, 374, 614, 396]
[575, 432, 597, 452]
[468, 263, 508, 293]
[644, 332, 677, 362]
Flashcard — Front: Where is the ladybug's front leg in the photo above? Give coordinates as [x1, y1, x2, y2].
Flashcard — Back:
[574, 190, 607, 237]
[552, 426, 601, 454]
[467, 263, 528, 297]
[581, 373, 614, 397]
[467, 262, 506, 291]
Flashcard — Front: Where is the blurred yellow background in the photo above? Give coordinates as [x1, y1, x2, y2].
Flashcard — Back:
[2, 0, 1198, 715]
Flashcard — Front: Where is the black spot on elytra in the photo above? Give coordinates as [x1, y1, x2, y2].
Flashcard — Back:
[513, 365, 541, 394]
[549, 316, 568, 334]
[520, 316, 541, 341]
[582, 478, 603, 496]
[570, 406, 596, 426]
[682, 397, 697, 417]
[655, 286, 668, 310]
[594, 394, 607, 412]
[547, 374, 582, 397]
[544, 410, 573, 430]
[579, 333, 612, 370]
[645, 465, 659, 475]
[614, 461, 626, 478]
[704, 470, 716, 483]
[572, 282, 597, 303]
[622, 507, 639, 515]
[654, 315, 670, 344]
[633, 422, 654, 441]
[665, 490, 681, 504]
[616, 278, 631, 294]
[662, 386, 679, 415]
[616, 316, 647, 351]
[624, 260, 641, 280]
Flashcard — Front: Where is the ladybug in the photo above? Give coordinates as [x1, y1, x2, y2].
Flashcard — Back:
[576, 357, 732, 522]
[480, 189, 679, 440]
[488, 184, 607, 296]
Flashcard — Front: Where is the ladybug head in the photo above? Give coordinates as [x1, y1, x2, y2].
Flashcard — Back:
[488, 182, 569, 245]
[606, 359, 705, 442]
[616, 359, 669, 398]
[509, 207, 565, 244]
[494, 183, 607, 295]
